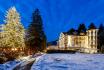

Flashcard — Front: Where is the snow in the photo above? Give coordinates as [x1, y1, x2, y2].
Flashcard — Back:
[31, 54, 46, 70]
[0, 55, 33, 70]
[1, 53, 104, 70]
[20, 58, 35, 67]
[0, 60, 20, 70]
[31, 53, 104, 70]
[0, 54, 44, 70]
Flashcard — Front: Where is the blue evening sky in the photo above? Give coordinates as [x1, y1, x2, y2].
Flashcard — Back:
[0, 0, 104, 42]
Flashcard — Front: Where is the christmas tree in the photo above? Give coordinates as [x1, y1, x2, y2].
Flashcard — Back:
[3, 7, 25, 48]
[0, 24, 5, 47]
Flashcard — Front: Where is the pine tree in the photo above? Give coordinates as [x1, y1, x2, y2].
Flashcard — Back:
[78, 23, 86, 34]
[88, 22, 96, 29]
[67, 28, 75, 35]
[98, 23, 104, 52]
[26, 9, 46, 52]
[3, 7, 25, 48]
[98, 23, 104, 34]
[0, 24, 5, 47]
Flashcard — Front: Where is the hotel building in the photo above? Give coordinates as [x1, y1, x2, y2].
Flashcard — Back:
[58, 29, 98, 53]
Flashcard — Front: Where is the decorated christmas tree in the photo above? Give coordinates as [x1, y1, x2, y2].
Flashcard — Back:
[3, 7, 25, 48]
[0, 24, 5, 47]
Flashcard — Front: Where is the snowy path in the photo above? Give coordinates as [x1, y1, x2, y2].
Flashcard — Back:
[31, 53, 104, 70]
[31, 54, 46, 70]
[12, 54, 44, 70]
[0, 55, 35, 70]
[13, 58, 35, 70]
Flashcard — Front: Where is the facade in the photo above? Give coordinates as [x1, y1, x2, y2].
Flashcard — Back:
[58, 29, 98, 53]
[86, 29, 98, 53]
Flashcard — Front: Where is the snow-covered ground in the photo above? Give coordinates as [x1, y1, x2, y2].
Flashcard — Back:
[0, 54, 44, 70]
[0, 55, 34, 70]
[0, 60, 20, 70]
[31, 53, 104, 70]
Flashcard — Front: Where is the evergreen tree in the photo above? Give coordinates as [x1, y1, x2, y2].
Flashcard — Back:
[26, 9, 46, 52]
[98, 32, 104, 53]
[0, 24, 5, 47]
[3, 7, 25, 48]
[78, 23, 86, 34]
[88, 22, 96, 29]
[67, 28, 75, 35]
[98, 23, 104, 34]
[98, 23, 104, 52]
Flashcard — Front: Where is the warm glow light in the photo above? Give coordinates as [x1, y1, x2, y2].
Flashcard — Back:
[11, 48, 14, 51]
[15, 48, 17, 51]
[11, 48, 17, 51]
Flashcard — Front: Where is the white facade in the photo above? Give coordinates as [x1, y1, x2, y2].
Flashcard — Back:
[67, 35, 73, 47]
[86, 29, 98, 53]
[58, 29, 98, 53]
